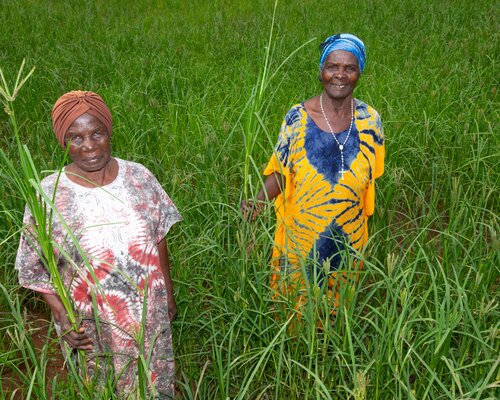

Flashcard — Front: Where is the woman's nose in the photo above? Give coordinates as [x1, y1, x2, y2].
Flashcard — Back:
[333, 68, 345, 79]
[81, 136, 96, 150]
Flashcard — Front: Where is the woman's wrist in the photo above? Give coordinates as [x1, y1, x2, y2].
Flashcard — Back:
[41, 293, 67, 322]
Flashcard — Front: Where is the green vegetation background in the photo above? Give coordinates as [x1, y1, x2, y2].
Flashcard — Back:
[0, 0, 498, 399]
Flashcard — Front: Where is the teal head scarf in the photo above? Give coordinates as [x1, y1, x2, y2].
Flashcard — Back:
[319, 33, 366, 73]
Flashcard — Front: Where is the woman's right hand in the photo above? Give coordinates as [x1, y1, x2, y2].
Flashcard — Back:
[241, 173, 284, 221]
[42, 292, 93, 350]
[55, 312, 93, 350]
[240, 199, 264, 222]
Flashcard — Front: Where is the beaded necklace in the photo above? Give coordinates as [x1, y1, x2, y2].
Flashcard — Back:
[319, 93, 354, 180]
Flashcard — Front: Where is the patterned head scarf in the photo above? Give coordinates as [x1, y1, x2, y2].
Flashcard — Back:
[319, 33, 366, 73]
[51, 90, 113, 147]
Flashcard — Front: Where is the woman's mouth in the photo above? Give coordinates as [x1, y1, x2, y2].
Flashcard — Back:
[84, 156, 100, 163]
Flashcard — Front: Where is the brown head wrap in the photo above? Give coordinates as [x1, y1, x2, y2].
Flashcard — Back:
[51, 90, 113, 147]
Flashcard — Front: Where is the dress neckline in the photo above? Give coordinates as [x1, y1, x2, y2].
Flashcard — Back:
[301, 98, 358, 135]
[61, 158, 123, 190]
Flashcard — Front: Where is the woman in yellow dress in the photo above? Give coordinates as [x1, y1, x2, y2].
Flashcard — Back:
[242, 33, 385, 316]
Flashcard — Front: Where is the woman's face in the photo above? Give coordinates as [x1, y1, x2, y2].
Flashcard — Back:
[64, 113, 111, 174]
[321, 50, 360, 100]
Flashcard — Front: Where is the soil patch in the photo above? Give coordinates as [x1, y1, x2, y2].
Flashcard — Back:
[1, 312, 66, 399]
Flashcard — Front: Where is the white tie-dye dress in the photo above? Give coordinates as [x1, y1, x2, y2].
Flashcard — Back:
[15, 158, 181, 398]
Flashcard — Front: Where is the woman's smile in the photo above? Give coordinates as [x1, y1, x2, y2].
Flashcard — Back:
[321, 50, 360, 100]
[64, 112, 112, 177]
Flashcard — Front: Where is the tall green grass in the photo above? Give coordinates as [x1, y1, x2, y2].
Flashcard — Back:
[1, 0, 498, 398]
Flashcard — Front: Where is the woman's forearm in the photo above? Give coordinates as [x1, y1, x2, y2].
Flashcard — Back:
[41, 292, 67, 320]
[256, 172, 285, 202]
[158, 239, 173, 292]
[158, 238, 177, 320]
[41, 292, 93, 350]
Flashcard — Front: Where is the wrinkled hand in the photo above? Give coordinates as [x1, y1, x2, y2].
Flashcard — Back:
[55, 312, 93, 351]
[240, 200, 264, 222]
[168, 296, 177, 321]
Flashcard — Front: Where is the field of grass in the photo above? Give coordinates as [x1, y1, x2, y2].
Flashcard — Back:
[0, 0, 498, 398]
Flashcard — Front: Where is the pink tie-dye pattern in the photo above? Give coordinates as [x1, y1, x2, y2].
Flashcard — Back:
[15, 158, 181, 397]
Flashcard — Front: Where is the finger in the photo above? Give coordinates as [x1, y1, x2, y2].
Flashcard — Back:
[65, 333, 92, 346]
[66, 337, 93, 350]
[252, 209, 259, 221]
[76, 342, 94, 351]
[64, 330, 93, 346]
[67, 328, 89, 339]
[241, 200, 254, 212]
[65, 336, 93, 350]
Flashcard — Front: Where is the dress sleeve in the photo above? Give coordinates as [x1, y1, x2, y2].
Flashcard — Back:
[364, 112, 385, 216]
[150, 174, 182, 243]
[263, 106, 300, 178]
[373, 113, 385, 179]
[15, 207, 57, 294]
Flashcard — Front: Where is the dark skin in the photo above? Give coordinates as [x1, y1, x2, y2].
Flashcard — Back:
[241, 50, 360, 218]
[306, 50, 360, 132]
[64, 112, 117, 187]
[240, 172, 285, 221]
[41, 292, 93, 350]
[158, 238, 177, 320]
[43, 113, 177, 350]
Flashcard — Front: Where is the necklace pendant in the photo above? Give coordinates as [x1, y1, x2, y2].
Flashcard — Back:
[339, 144, 344, 151]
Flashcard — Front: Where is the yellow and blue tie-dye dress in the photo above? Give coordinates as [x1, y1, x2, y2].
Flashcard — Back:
[264, 99, 385, 305]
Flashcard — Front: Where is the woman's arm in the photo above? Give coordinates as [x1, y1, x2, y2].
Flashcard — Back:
[158, 238, 177, 320]
[41, 292, 93, 350]
[241, 172, 285, 221]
